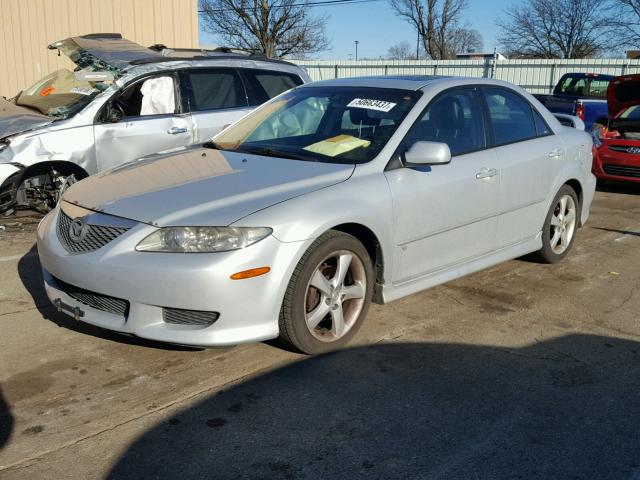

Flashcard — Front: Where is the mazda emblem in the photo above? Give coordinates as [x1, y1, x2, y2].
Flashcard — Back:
[69, 217, 88, 242]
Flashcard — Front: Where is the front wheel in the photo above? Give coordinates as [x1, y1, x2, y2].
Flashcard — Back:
[278, 230, 374, 354]
[535, 185, 579, 263]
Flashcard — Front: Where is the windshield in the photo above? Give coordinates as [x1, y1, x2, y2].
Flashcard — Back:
[15, 69, 110, 118]
[211, 86, 421, 164]
[620, 105, 640, 120]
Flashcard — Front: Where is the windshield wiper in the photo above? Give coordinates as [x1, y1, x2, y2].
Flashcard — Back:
[236, 146, 308, 161]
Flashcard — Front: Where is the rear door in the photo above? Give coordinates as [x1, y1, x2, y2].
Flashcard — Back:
[480, 86, 565, 248]
[181, 68, 252, 142]
[385, 87, 500, 282]
[94, 72, 193, 171]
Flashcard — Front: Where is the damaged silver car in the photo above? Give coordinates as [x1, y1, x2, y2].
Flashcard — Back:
[0, 33, 310, 213]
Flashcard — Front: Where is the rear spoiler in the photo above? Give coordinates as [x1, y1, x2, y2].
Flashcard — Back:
[553, 113, 585, 131]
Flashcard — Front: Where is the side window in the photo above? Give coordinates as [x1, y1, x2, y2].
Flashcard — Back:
[242, 69, 304, 105]
[405, 89, 484, 156]
[483, 88, 537, 145]
[107, 75, 177, 120]
[186, 69, 246, 111]
[532, 108, 552, 136]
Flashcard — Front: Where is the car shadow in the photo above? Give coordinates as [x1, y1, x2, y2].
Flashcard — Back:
[596, 181, 640, 195]
[17, 245, 200, 352]
[107, 335, 640, 480]
[0, 388, 13, 452]
[592, 227, 640, 237]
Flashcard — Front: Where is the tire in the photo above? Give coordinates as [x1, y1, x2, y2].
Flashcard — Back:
[535, 185, 579, 264]
[278, 230, 374, 354]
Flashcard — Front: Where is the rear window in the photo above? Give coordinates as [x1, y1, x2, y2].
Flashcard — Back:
[588, 79, 610, 98]
[242, 69, 304, 105]
[555, 75, 611, 98]
[187, 69, 247, 111]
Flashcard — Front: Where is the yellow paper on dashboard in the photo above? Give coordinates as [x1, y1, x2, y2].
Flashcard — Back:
[303, 135, 370, 157]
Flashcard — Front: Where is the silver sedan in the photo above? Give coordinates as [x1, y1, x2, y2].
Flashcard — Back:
[37, 76, 596, 353]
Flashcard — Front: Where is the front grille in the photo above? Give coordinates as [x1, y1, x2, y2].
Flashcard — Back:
[54, 276, 130, 317]
[603, 164, 640, 178]
[163, 307, 219, 327]
[609, 145, 640, 154]
[57, 210, 130, 254]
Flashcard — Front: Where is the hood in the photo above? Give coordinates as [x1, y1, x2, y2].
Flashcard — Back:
[0, 97, 52, 140]
[607, 74, 640, 118]
[62, 147, 355, 226]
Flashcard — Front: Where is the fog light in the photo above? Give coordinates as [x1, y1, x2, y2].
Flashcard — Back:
[230, 267, 271, 280]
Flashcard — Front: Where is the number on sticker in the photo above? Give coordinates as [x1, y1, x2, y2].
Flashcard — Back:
[347, 98, 397, 112]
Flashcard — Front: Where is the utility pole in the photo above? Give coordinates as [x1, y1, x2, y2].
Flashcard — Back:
[416, 4, 422, 60]
[355, 40, 359, 61]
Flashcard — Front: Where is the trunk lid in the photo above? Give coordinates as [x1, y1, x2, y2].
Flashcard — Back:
[62, 147, 355, 226]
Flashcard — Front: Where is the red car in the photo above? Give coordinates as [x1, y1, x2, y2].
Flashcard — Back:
[592, 74, 640, 184]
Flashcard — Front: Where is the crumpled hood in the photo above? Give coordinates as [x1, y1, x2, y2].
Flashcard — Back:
[0, 97, 52, 140]
[63, 147, 355, 226]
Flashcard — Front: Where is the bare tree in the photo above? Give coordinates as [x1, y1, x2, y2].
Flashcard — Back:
[610, 0, 640, 48]
[447, 26, 483, 56]
[387, 41, 417, 59]
[389, 0, 472, 59]
[497, 0, 613, 58]
[200, 0, 330, 58]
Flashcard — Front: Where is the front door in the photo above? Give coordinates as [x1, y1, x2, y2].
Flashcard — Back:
[94, 73, 194, 171]
[385, 87, 500, 284]
[182, 68, 253, 142]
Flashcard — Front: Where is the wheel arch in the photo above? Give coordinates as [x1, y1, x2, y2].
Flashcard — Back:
[563, 178, 584, 226]
[19, 160, 89, 184]
[329, 222, 385, 304]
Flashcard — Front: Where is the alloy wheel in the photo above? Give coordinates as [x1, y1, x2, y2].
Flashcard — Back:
[304, 250, 367, 342]
[550, 194, 577, 254]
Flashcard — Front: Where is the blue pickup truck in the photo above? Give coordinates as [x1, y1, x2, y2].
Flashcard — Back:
[534, 73, 614, 132]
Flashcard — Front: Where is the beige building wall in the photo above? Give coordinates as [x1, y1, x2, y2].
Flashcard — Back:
[0, 0, 199, 97]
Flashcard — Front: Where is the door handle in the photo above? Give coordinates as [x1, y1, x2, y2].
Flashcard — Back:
[167, 127, 188, 135]
[548, 148, 562, 158]
[476, 167, 498, 179]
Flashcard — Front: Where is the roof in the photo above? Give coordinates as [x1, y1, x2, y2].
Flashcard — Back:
[301, 75, 453, 91]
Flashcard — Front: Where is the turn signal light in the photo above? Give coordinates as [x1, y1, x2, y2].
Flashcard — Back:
[230, 267, 271, 280]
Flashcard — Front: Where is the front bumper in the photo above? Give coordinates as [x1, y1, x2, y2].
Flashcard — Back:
[593, 145, 640, 183]
[37, 207, 310, 347]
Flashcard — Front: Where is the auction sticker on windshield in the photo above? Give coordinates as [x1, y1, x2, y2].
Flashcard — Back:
[347, 98, 397, 112]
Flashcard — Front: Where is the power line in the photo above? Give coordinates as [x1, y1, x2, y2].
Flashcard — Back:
[198, 0, 383, 13]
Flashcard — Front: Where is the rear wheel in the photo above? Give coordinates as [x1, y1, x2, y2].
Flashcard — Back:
[535, 185, 579, 263]
[278, 230, 373, 354]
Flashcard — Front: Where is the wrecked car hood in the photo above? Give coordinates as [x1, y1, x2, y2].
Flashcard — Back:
[0, 97, 52, 140]
[62, 147, 355, 226]
[607, 74, 640, 118]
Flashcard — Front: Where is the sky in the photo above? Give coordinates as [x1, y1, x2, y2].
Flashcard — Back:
[198, 0, 513, 59]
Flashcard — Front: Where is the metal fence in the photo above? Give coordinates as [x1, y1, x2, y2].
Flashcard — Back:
[292, 58, 640, 94]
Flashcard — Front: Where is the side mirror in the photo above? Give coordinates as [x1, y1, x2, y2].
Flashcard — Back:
[404, 141, 451, 167]
[102, 102, 123, 123]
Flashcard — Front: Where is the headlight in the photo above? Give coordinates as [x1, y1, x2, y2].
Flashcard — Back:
[0, 142, 8, 154]
[136, 226, 272, 253]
